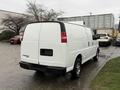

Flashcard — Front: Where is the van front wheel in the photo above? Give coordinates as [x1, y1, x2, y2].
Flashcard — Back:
[71, 58, 81, 79]
[93, 52, 99, 62]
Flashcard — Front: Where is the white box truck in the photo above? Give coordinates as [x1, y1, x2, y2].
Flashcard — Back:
[97, 29, 113, 36]
[19, 21, 99, 78]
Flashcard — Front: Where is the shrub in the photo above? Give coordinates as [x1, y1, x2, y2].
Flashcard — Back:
[0, 30, 16, 41]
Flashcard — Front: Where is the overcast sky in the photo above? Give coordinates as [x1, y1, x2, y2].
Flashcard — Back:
[0, 0, 120, 23]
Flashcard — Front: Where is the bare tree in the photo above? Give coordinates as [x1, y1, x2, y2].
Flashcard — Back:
[2, 15, 30, 35]
[26, 1, 64, 21]
[26, 1, 45, 21]
[43, 9, 64, 21]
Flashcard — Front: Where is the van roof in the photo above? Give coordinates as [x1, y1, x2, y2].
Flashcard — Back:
[29, 21, 88, 27]
[28, 21, 66, 32]
[28, 21, 91, 31]
[28, 21, 62, 24]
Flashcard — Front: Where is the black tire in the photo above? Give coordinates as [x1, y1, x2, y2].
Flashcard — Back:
[71, 58, 81, 79]
[36, 70, 44, 75]
[10, 40, 14, 44]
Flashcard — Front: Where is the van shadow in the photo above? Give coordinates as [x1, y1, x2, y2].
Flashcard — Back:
[26, 60, 99, 90]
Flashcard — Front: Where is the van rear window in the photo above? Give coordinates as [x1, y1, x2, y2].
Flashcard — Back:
[40, 49, 53, 56]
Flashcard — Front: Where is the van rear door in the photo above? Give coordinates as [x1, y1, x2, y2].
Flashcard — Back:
[21, 22, 66, 67]
[38, 22, 66, 67]
[21, 23, 40, 64]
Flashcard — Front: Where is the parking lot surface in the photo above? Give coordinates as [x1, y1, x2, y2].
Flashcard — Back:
[0, 42, 120, 90]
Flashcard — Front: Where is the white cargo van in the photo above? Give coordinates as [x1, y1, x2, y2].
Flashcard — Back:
[20, 21, 99, 78]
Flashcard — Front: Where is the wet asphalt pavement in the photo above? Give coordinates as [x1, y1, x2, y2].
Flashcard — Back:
[0, 42, 120, 90]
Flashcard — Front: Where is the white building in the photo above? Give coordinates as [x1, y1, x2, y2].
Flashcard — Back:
[58, 14, 114, 30]
[58, 14, 115, 36]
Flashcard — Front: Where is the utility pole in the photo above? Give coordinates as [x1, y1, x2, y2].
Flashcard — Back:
[118, 16, 120, 33]
[88, 12, 92, 29]
[90, 12, 92, 16]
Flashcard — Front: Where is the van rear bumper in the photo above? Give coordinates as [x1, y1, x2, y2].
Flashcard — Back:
[19, 61, 66, 74]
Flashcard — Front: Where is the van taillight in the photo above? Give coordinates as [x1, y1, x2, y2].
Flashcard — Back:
[61, 32, 67, 43]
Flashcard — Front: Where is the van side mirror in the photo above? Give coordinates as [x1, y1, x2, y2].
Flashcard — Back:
[93, 34, 100, 40]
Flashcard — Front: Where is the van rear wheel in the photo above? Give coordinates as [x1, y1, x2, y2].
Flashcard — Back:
[71, 58, 81, 79]
[36, 70, 44, 75]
